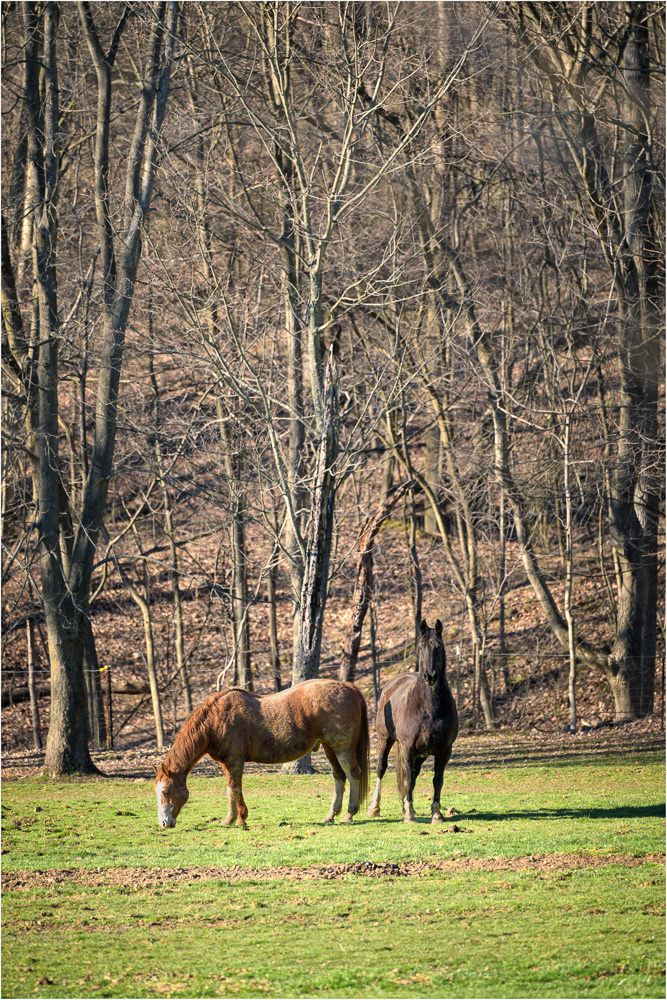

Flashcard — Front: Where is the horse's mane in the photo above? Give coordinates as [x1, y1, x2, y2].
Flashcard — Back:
[162, 696, 215, 775]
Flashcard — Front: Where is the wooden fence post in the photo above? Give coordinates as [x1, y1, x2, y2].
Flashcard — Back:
[26, 620, 42, 750]
[105, 666, 113, 749]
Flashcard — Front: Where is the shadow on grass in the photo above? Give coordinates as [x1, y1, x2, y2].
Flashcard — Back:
[450, 744, 665, 770]
[356, 803, 665, 825]
[453, 803, 665, 822]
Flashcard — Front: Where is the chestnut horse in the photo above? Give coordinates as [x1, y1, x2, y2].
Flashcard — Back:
[368, 619, 458, 823]
[154, 679, 369, 829]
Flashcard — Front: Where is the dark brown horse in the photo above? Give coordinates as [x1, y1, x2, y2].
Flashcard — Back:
[368, 619, 458, 823]
[154, 679, 369, 829]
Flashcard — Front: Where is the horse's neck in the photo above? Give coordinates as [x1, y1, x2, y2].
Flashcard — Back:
[164, 708, 210, 777]
[421, 673, 451, 711]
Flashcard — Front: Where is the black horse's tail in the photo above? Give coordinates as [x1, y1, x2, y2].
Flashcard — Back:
[394, 743, 406, 801]
[355, 692, 370, 804]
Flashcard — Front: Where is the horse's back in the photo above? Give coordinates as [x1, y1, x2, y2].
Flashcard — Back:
[210, 679, 365, 765]
[285, 678, 364, 712]
[377, 671, 419, 712]
[214, 679, 363, 720]
[375, 671, 418, 737]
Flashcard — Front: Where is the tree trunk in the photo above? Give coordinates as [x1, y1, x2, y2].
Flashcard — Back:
[474, 646, 494, 730]
[148, 302, 193, 717]
[261, 9, 306, 610]
[43, 607, 96, 774]
[83, 617, 107, 748]
[423, 421, 441, 536]
[564, 416, 577, 732]
[339, 480, 415, 682]
[267, 542, 282, 691]
[407, 492, 423, 654]
[20, 2, 98, 777]
[498, 490, 510, 695]
[379, 440, 395, 505]
[138, 595, 165, 752]
[607, 1, 660, 719]
[292, 354, 338, 684]
[218, 402, 252, 692]
[112, 551, 165, 751]
[504, 1, 661, 720]
[37, 1, 177, 774]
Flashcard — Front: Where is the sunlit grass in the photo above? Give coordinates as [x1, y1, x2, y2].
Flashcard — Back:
[1, 751, 663, 871]
[2, 864, 664, 998]
[1, 745, 664, 998]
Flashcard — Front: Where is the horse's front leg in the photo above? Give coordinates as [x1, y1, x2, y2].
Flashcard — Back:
[400, 747, 418, 823]
[368, 735, 394, 818]
[431, 748, 452, 824]
[221, 759, 248, 828]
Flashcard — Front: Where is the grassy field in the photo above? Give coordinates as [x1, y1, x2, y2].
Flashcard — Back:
[1, 741, 665, 998]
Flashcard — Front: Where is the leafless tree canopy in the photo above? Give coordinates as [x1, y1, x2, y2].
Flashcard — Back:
[2, 2, 664, 771]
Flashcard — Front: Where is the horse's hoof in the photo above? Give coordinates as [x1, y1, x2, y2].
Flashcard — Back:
[403, 815, 416, 823]
[431, 813, 444, 824]
[340, 813, 354, 824]
[321, 815, 335, 825]
[221, 818, 233, 827]
[367, 806, 380, 818]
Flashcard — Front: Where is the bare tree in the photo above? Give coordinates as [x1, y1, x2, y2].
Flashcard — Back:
[2, 2, 178, 773]
[500, 1, 664, 718]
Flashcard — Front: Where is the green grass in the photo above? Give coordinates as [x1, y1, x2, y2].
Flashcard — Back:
[1, 747, 665, 998]
[2, 751, 663, 870]
[2, 864, 664, 998]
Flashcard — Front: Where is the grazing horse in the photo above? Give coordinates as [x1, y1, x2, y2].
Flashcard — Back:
[154, 679, 369, 829]
[368, 619, 458, 823]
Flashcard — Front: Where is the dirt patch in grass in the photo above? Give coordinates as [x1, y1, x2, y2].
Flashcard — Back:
[3, 851, 664, 891]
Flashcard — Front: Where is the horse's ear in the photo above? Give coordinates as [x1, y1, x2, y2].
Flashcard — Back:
[434, 619, 443, 636]
[420, 619, 429, 635]
[152, 763, 159, 775]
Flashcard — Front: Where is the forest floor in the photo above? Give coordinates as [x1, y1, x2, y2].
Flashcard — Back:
[2, 501, 665, 755]
[1, 714, 664, 782]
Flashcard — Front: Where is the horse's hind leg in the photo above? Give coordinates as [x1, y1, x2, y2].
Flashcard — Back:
[221, 760, 248, 828]
[431, 748, 452, 824]
[236, 784, 249, 827]
[368, 735, 394, 818]
[321, 744, 346, 824]
[336, 750, 363, 824]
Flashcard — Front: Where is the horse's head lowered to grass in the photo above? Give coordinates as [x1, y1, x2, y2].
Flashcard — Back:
[154, 764, 189, 828]
[417, 618, 446, 687]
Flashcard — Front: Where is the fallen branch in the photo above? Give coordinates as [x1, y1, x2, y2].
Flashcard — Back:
[2, 679, 150, 707]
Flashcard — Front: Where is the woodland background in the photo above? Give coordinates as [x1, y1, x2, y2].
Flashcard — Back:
[1, 1, 664, 769]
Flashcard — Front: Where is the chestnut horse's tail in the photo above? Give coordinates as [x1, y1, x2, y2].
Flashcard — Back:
[394, 743, 406, 801]
[355, 692, 370, 804]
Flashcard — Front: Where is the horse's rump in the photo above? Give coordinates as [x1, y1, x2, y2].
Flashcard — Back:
[291, 680, 370, 802]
